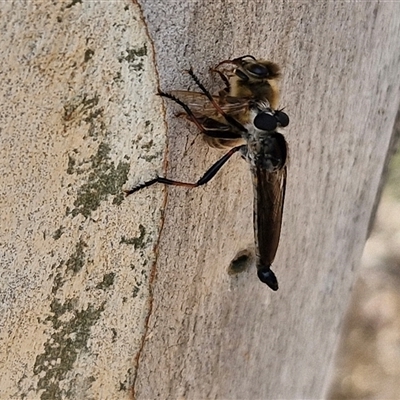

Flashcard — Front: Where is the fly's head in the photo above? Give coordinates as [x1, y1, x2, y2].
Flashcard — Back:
[244, 105, 289, 171]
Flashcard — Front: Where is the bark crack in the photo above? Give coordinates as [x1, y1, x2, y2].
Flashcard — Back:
[130, 1, 170, 398]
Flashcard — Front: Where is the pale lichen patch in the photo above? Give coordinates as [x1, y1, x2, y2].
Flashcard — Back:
[33, 300, 105, 400]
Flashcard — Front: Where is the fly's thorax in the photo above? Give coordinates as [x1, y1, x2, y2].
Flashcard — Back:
[243, 126, 287, 171]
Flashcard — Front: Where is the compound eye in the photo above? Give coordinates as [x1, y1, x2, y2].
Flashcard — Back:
[247, 63, 269, 77]
[235, 69, 249, 81]
[275, 110, 289, 127]
[254, 112, 277, 131]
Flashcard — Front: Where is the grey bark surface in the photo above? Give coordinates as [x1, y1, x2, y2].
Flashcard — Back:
[135, 1, 400, 399]
[1, 1, 400, 399]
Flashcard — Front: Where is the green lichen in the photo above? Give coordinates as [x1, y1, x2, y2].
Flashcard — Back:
[51, 269, 64, 295]
[65, 239, 87, 274]
[65, 0, 82, 9]
[113, 71, 122, 83]
[119, 368, 133, 392]
[124, 45, 147, 61]
[118, 45, 147, 72]
[62, 93, 104, 137]
[111, 328, 117, 342]
[120, 224, 146, 249]
[96, 272, 115, 290]
[142, 150, 163, 163]
[68, 142, 130, 218]
[50, 239, 88, 295]
[63, 94, 99, 123]
[52, 227, 64, 240]
[33, 299, 105, 400]
[67, 155, 76, 175]
[132, 283, 141, 298]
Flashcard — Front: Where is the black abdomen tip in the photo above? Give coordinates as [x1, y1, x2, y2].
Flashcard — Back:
[257, 267, 279, 291]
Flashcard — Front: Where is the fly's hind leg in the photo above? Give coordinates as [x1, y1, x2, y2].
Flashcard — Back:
[125, 145, 245, 196]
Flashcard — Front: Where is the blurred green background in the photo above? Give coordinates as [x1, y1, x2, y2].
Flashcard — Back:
[329, 140, 400, 399]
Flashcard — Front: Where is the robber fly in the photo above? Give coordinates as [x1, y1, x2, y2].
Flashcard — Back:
[125, 56, 289, 291]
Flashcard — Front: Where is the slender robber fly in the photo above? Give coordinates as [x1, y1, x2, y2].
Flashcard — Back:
[125, 56, 289, 291]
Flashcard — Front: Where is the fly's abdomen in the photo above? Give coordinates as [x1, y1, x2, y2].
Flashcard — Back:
[251, 134, 287, 290]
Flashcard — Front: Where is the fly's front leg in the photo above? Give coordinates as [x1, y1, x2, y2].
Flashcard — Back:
[125, 145, 245, 196]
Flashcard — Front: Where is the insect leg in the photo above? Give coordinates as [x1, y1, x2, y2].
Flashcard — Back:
[233, 55, 256, 62]
[186, 69, 248, 133]
[209, 68, 231, 92]
[125, 145, 245, 196]
[158, 91, 209, 134]
[160, 91, 241, 140]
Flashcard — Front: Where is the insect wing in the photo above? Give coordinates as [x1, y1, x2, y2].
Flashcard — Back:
[252, 129, 287, 291]
[170, 90, 251, 117]
[169, 90, 249, 149]
[254, 165, 286, 269]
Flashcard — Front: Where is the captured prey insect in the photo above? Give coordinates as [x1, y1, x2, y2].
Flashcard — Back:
[125, 56, 289, 291]
[172, 55, 285, 150]
[212, 54, 282, 108]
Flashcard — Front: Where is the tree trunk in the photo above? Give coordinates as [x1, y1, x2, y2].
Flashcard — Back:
[1, 1, 400, 399]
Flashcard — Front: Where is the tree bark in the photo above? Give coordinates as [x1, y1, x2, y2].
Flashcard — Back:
[1, 1, 400, 399]
[1, 1, 165, 399]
